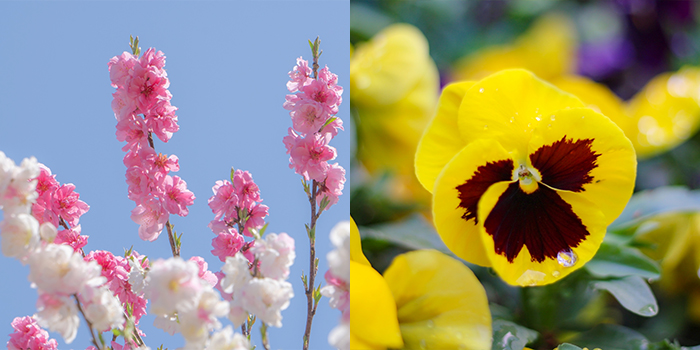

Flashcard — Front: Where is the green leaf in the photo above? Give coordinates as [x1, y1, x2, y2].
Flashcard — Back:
[359, 214, 452, 255]
[591, 275, 658, 317]
[230, 167, 235, 183]
[609, 186, 700, 232]
[259, 222, 269, 237]
[566, 324, 649, 350]
[491, 319, 538, 350]
[585, 242, 661, 279]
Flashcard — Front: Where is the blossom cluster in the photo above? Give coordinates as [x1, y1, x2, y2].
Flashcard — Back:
[207, 169, 296, 328]
[283, 57, 346, 210]
[7, 316, 57, 350]
[108, 48, 195, 241]
[321, 221, 350, 350]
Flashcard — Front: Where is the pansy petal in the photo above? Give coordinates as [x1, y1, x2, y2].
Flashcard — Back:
[528, 107, 636, 225]
[477, 181, 607, 286]
[625, 68, 700, 159]
[459, 69, 584, 159]
[433, 139, 515, 267]
[350, 217, 371, 266]
[383, 250, 492, 350]
[553, 75, 634, 137]
[351, 23, 434, 107]
[350, 261, 404, 349]
[415, 81, 476, 192]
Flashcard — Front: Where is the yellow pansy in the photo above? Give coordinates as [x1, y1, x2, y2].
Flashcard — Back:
[553, 68, 700, 159]
[453, 13, 577, 82]
[350, 218, 492, 349]
[351, 23, 439, 202]
[635, 212, 700, 321]
[416, 69, 637, 286]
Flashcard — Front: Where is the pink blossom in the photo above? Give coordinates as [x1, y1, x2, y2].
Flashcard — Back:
[298, 79, 340, 116]
[286, 57, 312, 92]
[232, 170, 261, 210]
[252, 232, 295, 280]
[34, 165, 58, 198]
[208, 180, 238, 221]
[146, 101, 179, 143]
[50, 184, 89, 227]
[8, 316, 58, 350]
[126, 58, 170, 117]
[108, 52, 137, 88]
[289, 102, 327, 135]
[143, 148, 179, 183]
[284, 130, 336, 181]
[208, 219, 236, 235]
[211, 231, 245, 262]
[54, 225, 88, 252]
[139, 47, 167, 70]
[189, 256, 218, 287]
[111, 89, 138, 122]
[115, 114, 149, 152]
[124, 166, 151, 205]
[317, 163, 345, 211]
[243, 203, 268, 236]
[163, 175, 195, 216]
[130, 197, 168, 241]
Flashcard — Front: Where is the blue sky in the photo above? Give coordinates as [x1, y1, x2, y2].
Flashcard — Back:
[0, 1, 349, 349]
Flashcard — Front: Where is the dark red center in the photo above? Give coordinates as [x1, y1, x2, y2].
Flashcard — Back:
[455, 136, 599, 263]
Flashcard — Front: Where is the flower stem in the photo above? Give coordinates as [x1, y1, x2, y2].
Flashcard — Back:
[302, 180, 321, 350]
[165, 220, 179, 257]
[74, 294, 104, 350]
[261, 322, 270, 350]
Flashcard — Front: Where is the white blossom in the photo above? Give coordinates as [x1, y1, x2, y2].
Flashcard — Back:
[327, 221, 350, 282]
[179, 289, 229, 346]
[28, 243, 103, 295]
[328, 323, 349, 350]
[0, 153, 39, 214]
[207, 326, 250, 350]
[82, 284, 125, 332]
[35, 293, 80, 344]
[145, 257, 202, 316]
[220, 253, 252, 295]
[153, 313, 180, 335]
[128, 255, 147, 294]
[251, 232, 295, 280]
[0, 213, 40, 261]
[239, 278, 293, 328]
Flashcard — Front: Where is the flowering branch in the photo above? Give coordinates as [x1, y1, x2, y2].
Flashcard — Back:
[282, 36, 345, 350]
[74, 294, 104, 350]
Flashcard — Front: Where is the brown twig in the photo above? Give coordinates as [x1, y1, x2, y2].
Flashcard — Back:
[74, 294, 104, 350]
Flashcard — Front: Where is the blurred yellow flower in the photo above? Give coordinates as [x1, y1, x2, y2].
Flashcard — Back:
[350, 218, 492, 349]
[416, 69, 636, 286]
[553, 68, 700, 159]
[635, 212, 700, 321]
[453, 13, 577, 82]
[351, 23, 440, 202]
[452, 12, 700, 159]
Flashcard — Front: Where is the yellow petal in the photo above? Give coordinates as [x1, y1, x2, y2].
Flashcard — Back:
[350, 261, 404, 349]
[383, 250, 492, 350]
[458, 69, 584, 161]
[415, 81, 476, 193]
[477, 181, 607, 286]
[527, 107, 636, 226]
[553, 75, 635, 137]
[350, 217, 371, 266]
[432, 138, 516, 267]
[351, 23, 436, 107]
[626, 68, 700, 158]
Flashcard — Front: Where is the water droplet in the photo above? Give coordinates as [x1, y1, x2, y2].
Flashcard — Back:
[581, 115, 585, 119]
[426, 320, 435, 328]
[479, 88, 485, 93]
[509, 116, 515, 123]
[535, 115, 541, 121]
[419, 339, 427, 350]
[640, 304, 658, 316]
[547, 124, 552, 128]
[550, 115, 556, 121]
[552, 271, 560, 277]
[495, 88, 499, 91]
[527, 123, 532, 128]
[515, 112, 519, 116]
[557, 249, 578, 267]
[483, 124, 488, 130]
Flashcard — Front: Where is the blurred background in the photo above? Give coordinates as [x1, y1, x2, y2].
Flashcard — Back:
[350, 1, 700, 348]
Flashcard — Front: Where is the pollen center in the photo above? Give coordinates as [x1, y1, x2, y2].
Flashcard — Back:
[515, 164, 539, 194]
